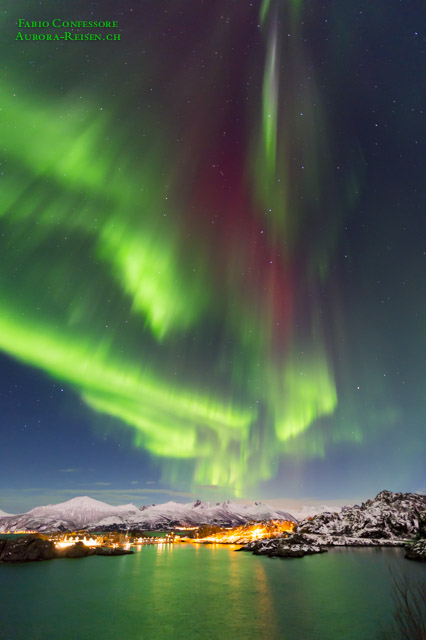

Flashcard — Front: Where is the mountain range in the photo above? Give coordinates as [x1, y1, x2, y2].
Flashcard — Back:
[0, 496, 297, 533]
[2, 491, 423, 538]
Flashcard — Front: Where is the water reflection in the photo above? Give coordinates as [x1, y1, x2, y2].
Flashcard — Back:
[1, 546, 423, 640]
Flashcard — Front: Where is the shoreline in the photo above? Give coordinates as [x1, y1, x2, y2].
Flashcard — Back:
[1, 532, 424, 563]
[238, 532, 425, 561]
[0, 535, 133, 564]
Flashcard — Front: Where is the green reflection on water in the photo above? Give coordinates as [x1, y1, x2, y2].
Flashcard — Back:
[0, 546, 423, 640]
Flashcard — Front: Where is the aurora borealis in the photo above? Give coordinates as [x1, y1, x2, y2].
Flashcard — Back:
[0, 0, 424, 510]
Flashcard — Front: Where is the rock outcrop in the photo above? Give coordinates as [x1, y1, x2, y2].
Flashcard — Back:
[55, 541, 95, 559]
[0, 536, 56, 562]
[301, 534, 403, 547]
[95, 546, 133, 556]
[298, 491, 425, 540]
[0, 536, 133, 563]
[239, 533, 327, 558]
[404, 539, 426, 562]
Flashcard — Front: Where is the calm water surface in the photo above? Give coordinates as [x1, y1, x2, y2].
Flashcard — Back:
[0, 544, 424, 640]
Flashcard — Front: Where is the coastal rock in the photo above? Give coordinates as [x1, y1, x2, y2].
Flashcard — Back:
[240, 533, 327, 558]
[56, 542, 95, 558]
[95, 546, 133, 556]
[0, 536, 134, 562]
[269, 544, 325, 558]
[404, 539, 426, 562]
[0, 536, 56, 562]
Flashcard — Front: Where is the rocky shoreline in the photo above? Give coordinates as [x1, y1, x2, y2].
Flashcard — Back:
[0, 536, 133, 563]
[238, 491, 426, 561]
[238, 532, 409, 558]
[239, 533, 426, 561]
[404, 539, 426, 562]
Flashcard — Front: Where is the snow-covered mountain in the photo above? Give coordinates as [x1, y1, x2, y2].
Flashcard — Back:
[0, 497, 140, 533]
[0, 509, 14, 517]
[95, 500, 297, 531]
[0, 497, 296, 533]
[5, 491, 421, 537]
[298, 490, 425, 540]
[287, 504, 342, 521]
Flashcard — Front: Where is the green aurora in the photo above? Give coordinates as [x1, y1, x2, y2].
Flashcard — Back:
[0, 0, 423, 497]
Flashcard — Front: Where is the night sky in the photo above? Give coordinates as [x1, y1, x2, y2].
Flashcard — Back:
[0, 0, 424, 513]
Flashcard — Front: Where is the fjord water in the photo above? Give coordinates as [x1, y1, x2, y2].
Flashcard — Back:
[0, 545, 423, 640]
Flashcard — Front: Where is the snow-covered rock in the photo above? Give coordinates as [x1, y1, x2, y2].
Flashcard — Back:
[0, 509, 14, 517]
[240, 491, 425, 559]
[240, 533, 327, 558]
[0, 497, 296, 533]
[404, 539, 426, 561]
[298, 491, 425, 540]
[302, 534, 403, 547]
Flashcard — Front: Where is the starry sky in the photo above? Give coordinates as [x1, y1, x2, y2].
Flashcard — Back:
[0, 0, 424, 513]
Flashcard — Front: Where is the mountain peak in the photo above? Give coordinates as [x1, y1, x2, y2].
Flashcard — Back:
[28, 495, 113, 513]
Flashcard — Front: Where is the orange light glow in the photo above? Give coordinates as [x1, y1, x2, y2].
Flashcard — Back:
[191, 519, 294, 544]
[53, 535, 102, 549]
